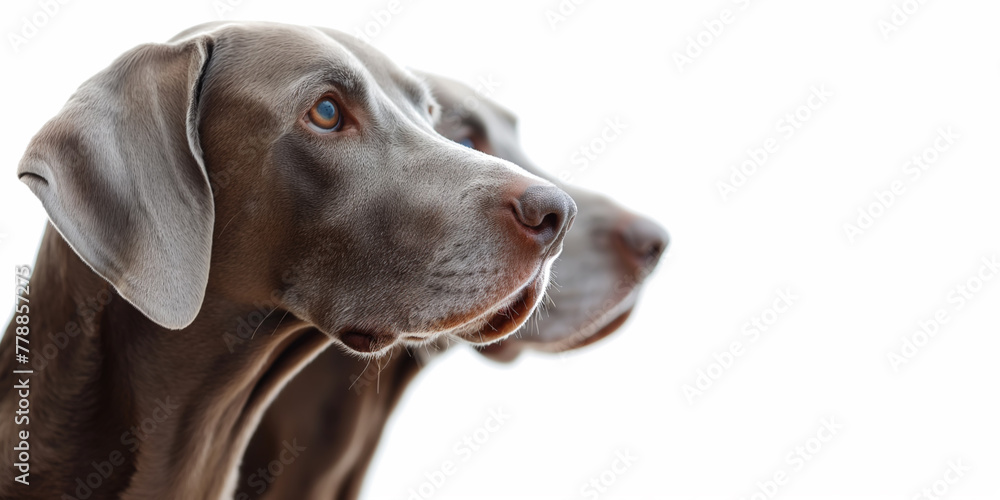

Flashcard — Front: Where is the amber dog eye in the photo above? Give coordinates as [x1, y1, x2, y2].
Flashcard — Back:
[307, 97, 342, 132]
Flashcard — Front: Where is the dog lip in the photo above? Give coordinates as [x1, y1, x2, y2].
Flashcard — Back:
[464, 247, 561, 343]
[461, 272, 543, 345]
[340, 329, 396, 353]
[398, 251, 559, 346]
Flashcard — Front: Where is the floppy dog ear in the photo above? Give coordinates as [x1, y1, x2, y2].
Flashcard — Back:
[17, 36, 216, 329]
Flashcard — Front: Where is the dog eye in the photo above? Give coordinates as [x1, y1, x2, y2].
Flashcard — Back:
[456, 136, 475, 149]
[308, 97, 343, 132]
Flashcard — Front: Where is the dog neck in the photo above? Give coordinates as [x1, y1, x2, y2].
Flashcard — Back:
[239, 344, 429, 499]
[0, 225, 332, 500]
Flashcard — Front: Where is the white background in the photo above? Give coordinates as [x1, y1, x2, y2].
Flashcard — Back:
[2, 0, 999, 499]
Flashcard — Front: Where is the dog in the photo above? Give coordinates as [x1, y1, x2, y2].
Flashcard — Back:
[237, 73, 668, 499]
[0, 22, 575, 499]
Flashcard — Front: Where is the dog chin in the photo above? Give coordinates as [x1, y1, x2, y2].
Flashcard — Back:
[436, 258, 554, 346]
[332, 259, 555, 356]
[455, 269, 548, 346]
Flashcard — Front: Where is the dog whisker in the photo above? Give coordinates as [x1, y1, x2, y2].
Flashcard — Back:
[348, 357, 373, 392]
[375, 354, 382, 395]
[215, 208, 243, 240]
[250, 305, 281, 340]
[269, 310, 291, 337]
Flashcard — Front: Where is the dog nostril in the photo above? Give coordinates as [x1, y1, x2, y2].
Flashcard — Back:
[534, 212, 560, 234]
[512, 184, 576, 249]
[512, 203, 562, 237]
[619, 217, 669, 269]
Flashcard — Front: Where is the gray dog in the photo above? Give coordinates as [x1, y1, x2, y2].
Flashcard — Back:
[0, 22, 575, 499]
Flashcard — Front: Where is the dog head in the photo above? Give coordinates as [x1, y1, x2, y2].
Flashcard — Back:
[17, 22, 576, 356]
[422, 73, 668, 361]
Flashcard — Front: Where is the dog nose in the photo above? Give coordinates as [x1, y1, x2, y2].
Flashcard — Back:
[511, 184, 577, 250]
[618, 216, 668, 272]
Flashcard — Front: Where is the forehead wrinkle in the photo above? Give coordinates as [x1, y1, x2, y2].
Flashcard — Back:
[311, 26, 433, 117]
[205, 27, 381, 124]
[280, 26, 380, 106]
[299, 28, 436, 133]
[290, 62, 374, 111]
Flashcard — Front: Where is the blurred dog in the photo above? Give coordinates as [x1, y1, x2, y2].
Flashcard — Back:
[237, 73, 668, 499]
